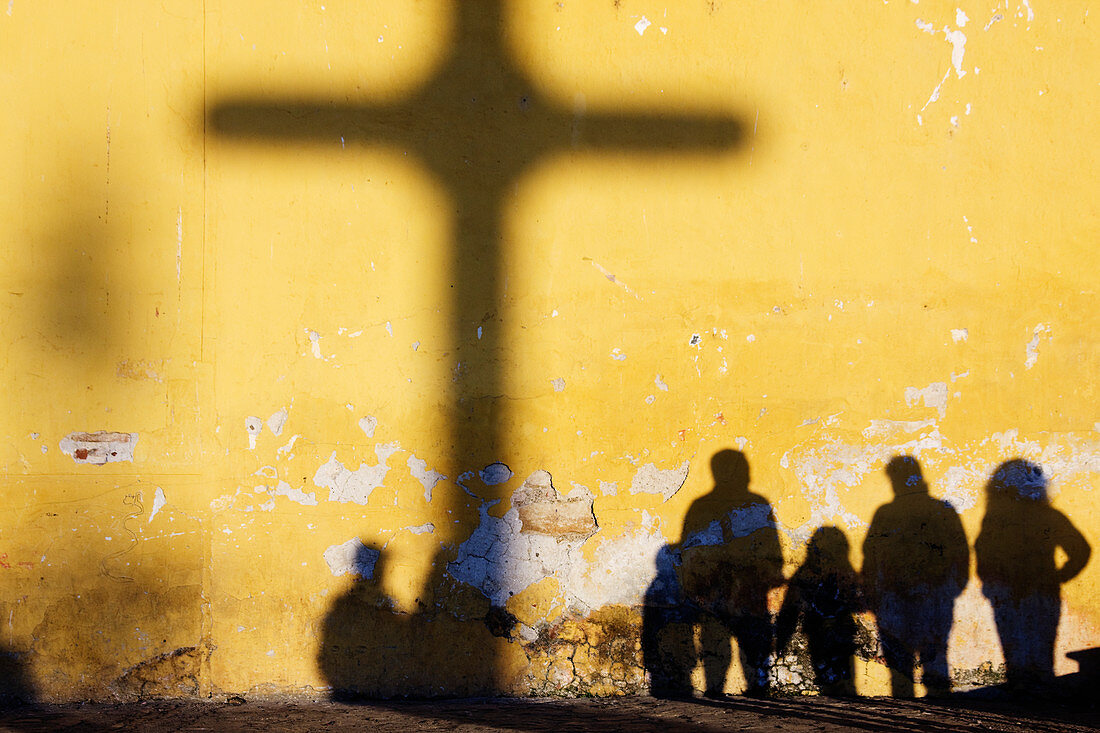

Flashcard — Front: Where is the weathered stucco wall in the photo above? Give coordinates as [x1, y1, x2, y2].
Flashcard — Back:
[0, 0, 1096, 701]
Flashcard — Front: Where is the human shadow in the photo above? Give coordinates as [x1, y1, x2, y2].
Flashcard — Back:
[776, 526, 863, 696]
[862, 456, 969, 697]
[643, 450, 784, 698]
[974, 459, 1091, 692]
[318, 543, 508, 698]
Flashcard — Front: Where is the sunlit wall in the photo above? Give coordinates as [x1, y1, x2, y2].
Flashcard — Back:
[0, 0, 1095, 700]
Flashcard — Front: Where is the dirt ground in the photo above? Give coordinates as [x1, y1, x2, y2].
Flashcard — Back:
[1, 694, 1097, 733]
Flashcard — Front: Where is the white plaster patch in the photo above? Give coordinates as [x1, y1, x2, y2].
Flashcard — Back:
[448, 500, 576, 606]
[314, 443, 401, 504]
[245, 417, 262, 450]
[655, 374, 669, 391]
[599, 480, 618, 496]
[406, 522, 435, 535]
[551, 377, 566, 392]
[408, 454, 446, 502]
[274, 480, 318, 506]
[479, 462, 514, 486]
[951, 328, 969, 343]
[323, 537, 379, 579]
[148, 487, 167, 523]
[955, 8, 969, 26]
[359, 415, 378, 438]
[629, 460, 690, 502]
[634, 15, 651, 35]
[939, 464, 984, 512]
[267, 408, 288, 437]
[60, 431, 138, 465]
[564, 527, 669, 611]
[610, 348, 626, 361]
[1025, 323, 1052, 369]
[905, 382, 949, 417]
[863, 419, 938, 439]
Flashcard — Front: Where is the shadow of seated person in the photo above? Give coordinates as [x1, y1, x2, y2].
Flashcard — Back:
[319, 542, 506, 699]
[776, 526, 863, 696]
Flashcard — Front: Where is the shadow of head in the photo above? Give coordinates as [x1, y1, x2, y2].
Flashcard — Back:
[805, 526, 850, 567]
[988, 458, 1048, 503]
[711, 449, 749, 495]
[885, 455, 929, 497]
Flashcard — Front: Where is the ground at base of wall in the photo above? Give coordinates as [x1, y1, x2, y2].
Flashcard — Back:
[1, 695, 1097, 732]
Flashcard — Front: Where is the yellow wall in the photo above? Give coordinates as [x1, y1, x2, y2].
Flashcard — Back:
[0, 0, 1096, 700]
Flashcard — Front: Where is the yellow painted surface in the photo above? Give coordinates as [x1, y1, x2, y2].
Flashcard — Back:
[0, 0, 1096, 700]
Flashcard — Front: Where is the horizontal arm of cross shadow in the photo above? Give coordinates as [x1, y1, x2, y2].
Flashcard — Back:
[209, 99, 743, 155]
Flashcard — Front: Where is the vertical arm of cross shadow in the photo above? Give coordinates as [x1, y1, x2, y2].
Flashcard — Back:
[205, 0, 745, 697]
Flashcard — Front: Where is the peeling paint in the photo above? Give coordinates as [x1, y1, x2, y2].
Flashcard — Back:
[323, 538, 378, 578]
[479, 462, 514, 486]
[313, 443, 401, 504]
[904, 382, 949, 417]
[1025, 323, 1051, 369]
[273, 480, 318, 506]
[245, 417, 262, 449]
[147, 487, 167, 523]
[628, 461, 689, 502]
[266, 408, 288, 436]
[59, 431, 138, 464]
[358, 415, 378, 438]
[407, 454, 446, 502]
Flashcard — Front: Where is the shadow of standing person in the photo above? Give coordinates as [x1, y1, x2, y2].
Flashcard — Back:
[975, 459, 1091, 692]
[862, 456, 969, 697]
[677, 449, 785, 697]
[776, 526, 863, 696]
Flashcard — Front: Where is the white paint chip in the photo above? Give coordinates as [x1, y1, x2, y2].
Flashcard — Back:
[1025, 323, 1052, 369]
[956, 8, 969, 26]
[634, 16, 651, 35]
[610, 348, 626, 361]
[245, 417, 262, 450]
[148, 487, 167, 523]
[951, 328, 969, 343]
[408, 454, 446, 502]
[307, 330, 324, 360]
[359, 416, 378, 438]
[655, 375, 669, 392]
[551, 377, 566, 392]
[267, 408, 288, 437]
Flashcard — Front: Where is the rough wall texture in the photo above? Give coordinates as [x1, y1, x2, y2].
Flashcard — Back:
[0, 0, 1096, 702]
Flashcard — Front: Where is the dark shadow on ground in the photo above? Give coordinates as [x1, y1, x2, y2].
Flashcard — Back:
[2, 695, 1097, 733]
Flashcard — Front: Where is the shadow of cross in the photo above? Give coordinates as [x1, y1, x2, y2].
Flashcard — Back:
[210, 1, 743, 494]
